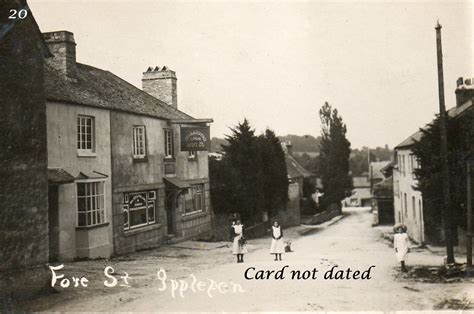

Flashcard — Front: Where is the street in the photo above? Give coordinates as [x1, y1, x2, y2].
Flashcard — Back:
[22, 207, 473, 312]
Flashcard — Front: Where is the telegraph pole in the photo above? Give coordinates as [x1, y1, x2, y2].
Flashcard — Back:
[467, 162, 472, 268]
[435, 21, 455, 264]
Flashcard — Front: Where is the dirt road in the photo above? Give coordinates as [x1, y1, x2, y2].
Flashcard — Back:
[21, 207, 473, 311]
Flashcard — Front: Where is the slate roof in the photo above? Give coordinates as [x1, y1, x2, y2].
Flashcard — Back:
[44, 63, 193, 121]
[286, 154, 312, 179]
[395, 100, 473, 149]
[370, 161, 391, 180]
[352, 176, 370, 188]
[48, 168, 74, 184]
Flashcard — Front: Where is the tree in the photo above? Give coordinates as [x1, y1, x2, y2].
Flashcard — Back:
[221, 119, 264, 222]
[258, 129, 289, 217]
[209, 119, 290, 225]
[411, 110, 474, 244]
[318, 102, 353, 209]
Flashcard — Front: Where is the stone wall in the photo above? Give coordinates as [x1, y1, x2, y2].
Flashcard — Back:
[0, 1, 50, 299]
[303, 204, 341, 225]
[274, 182, 301, 227]
[110, 111, 212, 253]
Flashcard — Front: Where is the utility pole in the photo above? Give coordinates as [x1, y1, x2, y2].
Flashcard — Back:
[435, 21, 455, 264]
[467, 162, 472, 268]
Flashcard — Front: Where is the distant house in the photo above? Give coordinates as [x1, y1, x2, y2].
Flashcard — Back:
[372, 162, 395, 225]
[279, 141, 314, 226]
[345, 176, 371, 207]
[369, 161, 392, 191]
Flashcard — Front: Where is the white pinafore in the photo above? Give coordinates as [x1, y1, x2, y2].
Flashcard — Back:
[394, 232, 409, 262]
[270, 226, 284, 254]
[232, 224, 247, 254]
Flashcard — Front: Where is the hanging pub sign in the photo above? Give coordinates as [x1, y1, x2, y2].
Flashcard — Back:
[180, 126, 210, 151]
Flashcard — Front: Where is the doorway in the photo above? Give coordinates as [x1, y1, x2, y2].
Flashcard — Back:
[165, 190, 176, 235]
[48, 185, 60, 262]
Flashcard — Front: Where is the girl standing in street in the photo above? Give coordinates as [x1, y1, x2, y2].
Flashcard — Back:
[270, 221, 284, 261]
[231, 219, 247, 263]
[393, 224, 410, 272]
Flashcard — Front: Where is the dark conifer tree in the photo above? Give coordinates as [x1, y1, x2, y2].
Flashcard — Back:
[318, 102, 353, 209]
[221, 119, 265, 222]
[258, 129, 289, 217]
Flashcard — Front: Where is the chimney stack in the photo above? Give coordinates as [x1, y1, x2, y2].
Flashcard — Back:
[281, 141, 293, 155]
[142, 66, 177, 108]
[455, 77, 474, 107]
[43, 31, 77, 80]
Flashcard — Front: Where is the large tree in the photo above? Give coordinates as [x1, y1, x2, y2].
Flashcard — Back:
[318, 102, 353, 209]
[411, 110, 474, 244]
[209, 119, 289, 224]
[222, 119, 264, 222]
[259, 129, 289, 217]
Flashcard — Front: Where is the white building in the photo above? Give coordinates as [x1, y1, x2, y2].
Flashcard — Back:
[393, 132, 425, 244]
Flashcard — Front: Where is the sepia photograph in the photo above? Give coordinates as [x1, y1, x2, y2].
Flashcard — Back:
[0, 0, 473, 312]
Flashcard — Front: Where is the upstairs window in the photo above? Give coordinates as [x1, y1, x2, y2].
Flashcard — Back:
[132, 126, 147, 159]
[164, 129, 174, 159]
[77, 115, 95, 154]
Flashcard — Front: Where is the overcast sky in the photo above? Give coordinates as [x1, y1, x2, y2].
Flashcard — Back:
[30, 0, 473, 149]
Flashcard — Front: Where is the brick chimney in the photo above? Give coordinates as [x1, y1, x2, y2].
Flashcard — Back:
[142, 66, 177, 108]
[281, 141, 293, 155]
[43, 31, 77, 80]
[455, 77, 474, 106]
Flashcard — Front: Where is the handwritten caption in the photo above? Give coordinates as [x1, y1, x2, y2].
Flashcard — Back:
[49, 264, 244, 298]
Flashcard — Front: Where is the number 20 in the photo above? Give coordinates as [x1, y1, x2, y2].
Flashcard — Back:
[9, 9, 28, 19]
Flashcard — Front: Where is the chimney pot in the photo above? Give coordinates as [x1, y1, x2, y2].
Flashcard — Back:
[455, 76, 474, 107]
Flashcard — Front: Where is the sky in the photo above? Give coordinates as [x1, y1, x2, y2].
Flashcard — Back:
[29, 0, 473, 149]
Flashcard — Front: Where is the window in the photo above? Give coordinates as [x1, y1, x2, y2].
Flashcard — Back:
[123, 191, 156, 230]
[188, 151, 196, 159]
[419, 200, 422, 222]
[398, 153, 402, 172]
[77, 181, 105, 227]
[164, 129, 174, 159]
[400, 191, 403, 213]
[409, 155, 417, 174]
[401, 155, 405, 175]
[412, 196, 416, 219]
[132, 126, 147, 159]
[183, 184, 204, 215]
[404, 193, 408, 217]
[77, 115, 95, 153]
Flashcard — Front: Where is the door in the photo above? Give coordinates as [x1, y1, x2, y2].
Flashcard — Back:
[48, 185, 60, 262]
[165, 190, 175, 235]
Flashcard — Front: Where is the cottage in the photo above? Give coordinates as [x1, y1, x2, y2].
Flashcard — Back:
[344, 176, 371, 207]
[43, 30, 213, 259]
[393, 130, 425, 244]
[280, 141, 315, 226]
[371, 162, 395, 225]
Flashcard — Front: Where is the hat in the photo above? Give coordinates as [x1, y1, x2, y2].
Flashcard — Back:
[393, 223, 407, 232]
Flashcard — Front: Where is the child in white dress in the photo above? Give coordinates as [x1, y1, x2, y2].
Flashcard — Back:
[231, 220, 247, 263]
[393, 225, 410, 272]
[270, 221, 284, 261]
